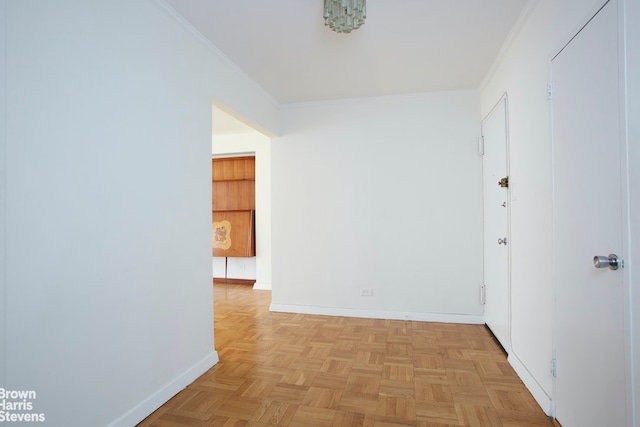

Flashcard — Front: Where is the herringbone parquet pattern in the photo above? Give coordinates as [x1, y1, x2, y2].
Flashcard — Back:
[138, 284, 556, 426]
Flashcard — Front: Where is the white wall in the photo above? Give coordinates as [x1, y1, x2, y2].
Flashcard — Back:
[480, 0, 638, 416]
[212, 256, 257, 281]
[2, 1, 277, 426]
[625, 0, 640, 421]
[0, 0, 6, 390]
[254, 134, 273, 290]
[271, 92, 484, 321]
[211, 132, 272, 289]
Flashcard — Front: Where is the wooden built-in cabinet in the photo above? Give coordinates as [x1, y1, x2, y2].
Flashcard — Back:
[212, 156, 255, 257]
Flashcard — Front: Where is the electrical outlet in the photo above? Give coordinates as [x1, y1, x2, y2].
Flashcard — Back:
[360, 288, 373, 296]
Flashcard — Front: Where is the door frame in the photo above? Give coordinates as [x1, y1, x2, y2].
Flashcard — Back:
[549, 0, 633, 421]
[481, 93, 512, 353]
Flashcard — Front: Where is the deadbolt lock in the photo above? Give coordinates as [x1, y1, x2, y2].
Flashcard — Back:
[498, 177, 509, 188]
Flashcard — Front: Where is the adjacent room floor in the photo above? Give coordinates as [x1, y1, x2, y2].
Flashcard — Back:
[138, 283, 556, 426]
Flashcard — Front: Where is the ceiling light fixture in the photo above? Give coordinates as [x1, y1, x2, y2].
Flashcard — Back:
[323, 0, 366, 34]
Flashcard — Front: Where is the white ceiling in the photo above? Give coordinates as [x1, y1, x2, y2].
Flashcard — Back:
[164, 0, 529, 106]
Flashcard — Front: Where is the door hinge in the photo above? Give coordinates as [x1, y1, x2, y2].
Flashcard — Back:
[478, 136, 484, 156]
[551, 358, 558, 378]
[480, 284, 486, 305]
[498, 177, 509, 188]
[547, 82, 553, 99]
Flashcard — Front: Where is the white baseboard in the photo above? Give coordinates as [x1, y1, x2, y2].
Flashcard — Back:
[253, 282, 272, 290]
[108, 351, 219, 427]
[269, 304, 483, 324]
[508, 353, 553, 416]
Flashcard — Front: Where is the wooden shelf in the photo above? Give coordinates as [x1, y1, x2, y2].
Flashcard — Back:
[212, 157, 256, 258]
[212, 156, 255, 182]
[212, 180, 255, 211]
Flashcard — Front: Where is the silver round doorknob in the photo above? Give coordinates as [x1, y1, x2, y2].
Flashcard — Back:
[593, 254, 619, 270]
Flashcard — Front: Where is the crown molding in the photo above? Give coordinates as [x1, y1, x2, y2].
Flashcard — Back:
[280, 89, 480, 110]
[479, 0, 541, 93]
[149, 0, 280, 109]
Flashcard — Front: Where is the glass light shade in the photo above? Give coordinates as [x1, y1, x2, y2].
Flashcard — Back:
[323, 0, 366, 34]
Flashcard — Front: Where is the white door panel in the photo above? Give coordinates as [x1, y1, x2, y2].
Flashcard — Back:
[482, 97, 510, 351]
[552, 1, 627, 426]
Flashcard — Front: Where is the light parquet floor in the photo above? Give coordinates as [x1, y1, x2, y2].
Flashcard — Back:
[138, 284, 556, 427]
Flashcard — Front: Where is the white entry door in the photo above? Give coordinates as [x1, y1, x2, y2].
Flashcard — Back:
[482, 97, 510, 351]
[552, 1, 628, 426]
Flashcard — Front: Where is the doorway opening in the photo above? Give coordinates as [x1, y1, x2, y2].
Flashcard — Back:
[211, 101, 273, 291]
